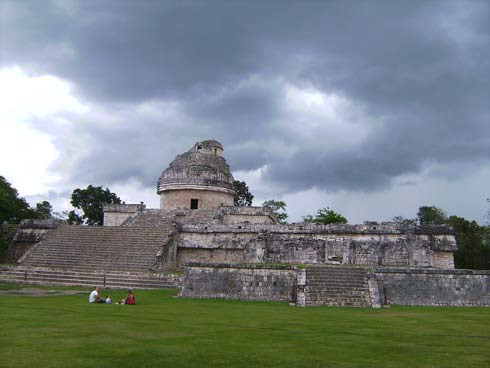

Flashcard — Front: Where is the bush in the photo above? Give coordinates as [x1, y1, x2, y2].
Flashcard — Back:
[0, 224, 18, 262]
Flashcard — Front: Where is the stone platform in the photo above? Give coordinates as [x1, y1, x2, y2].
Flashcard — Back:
[0, 265, 179, 289]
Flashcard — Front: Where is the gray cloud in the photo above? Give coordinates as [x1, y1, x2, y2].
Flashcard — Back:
[2, 0, 490, 199]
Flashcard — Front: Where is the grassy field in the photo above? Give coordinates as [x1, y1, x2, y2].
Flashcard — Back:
[0, 283, 489, 368]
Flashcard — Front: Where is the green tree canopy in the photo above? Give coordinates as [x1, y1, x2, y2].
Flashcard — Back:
[486, 198, 490, 224]
[392, 216, 417, 226]
[397, 205, 490, 270]
[0, 176, 56, 223]
[417, 206, 447, 226]
[68, 185, 121, 225]
[304, 207, 348, 225]
[447, 216, 490, 270]
[33, 201, 53, 219]
[0, 176, 35, 223]
[233, 180, 254, 207]
[262, 199, 288, 224]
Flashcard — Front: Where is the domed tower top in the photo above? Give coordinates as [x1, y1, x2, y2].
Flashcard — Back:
[157, 140, 235, 210]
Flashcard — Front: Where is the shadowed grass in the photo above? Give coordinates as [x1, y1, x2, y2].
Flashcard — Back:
[0, 283, 489, 368]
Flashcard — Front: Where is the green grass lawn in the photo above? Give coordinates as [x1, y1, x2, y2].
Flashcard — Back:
[0, 283, 489, 368]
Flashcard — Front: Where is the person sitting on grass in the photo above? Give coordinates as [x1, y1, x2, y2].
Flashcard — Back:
[118, 289, 136, 305]
[105, 295, 111, 304]
[89, 286, 104, 303]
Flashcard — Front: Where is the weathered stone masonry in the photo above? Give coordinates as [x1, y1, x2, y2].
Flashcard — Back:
[157, 140, 235, 210]
[375, 268, 490, 306]
[179, 263, 297, 302]
[179, 264, 490, 307]
[173, 223, 457, 270]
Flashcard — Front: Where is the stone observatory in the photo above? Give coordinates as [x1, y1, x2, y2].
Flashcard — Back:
[4, 138, 490, 308]
[157, 140, 235, 210]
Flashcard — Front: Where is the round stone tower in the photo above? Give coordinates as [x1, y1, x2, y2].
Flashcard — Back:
[157, 140, 235, 210]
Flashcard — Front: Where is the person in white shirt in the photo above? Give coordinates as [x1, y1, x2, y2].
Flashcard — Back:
[89, 286, 104, 303]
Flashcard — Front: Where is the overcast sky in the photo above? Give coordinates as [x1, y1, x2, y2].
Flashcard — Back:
[1, 0, 489, 224]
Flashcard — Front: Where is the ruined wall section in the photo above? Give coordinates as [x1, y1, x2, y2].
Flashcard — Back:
[179, 263, 297, 302]
[7, 219, 59, 262]
[103, 203, 146, 226]
[177, 223, 457, 269]
[217, 206, 277, 224]
[180, 264, 490, 307]
[176, 231, 261, 267]
[375, 268, 490, 306]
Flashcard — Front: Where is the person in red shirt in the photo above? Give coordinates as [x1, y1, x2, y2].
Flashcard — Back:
[124, 289, 135, 305]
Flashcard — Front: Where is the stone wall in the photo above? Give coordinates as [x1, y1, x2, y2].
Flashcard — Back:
[434, 251, 454, 269]
[103, 203, 145, 226]
[217, 206, 277, 224]
[175, 230, 259, 267]
[160, 188, 234, 210]
[179, 263, 297, 302]
[180, 264, 490, 307]
[177, 223, 457, 269]
[375, 268, 490, 306]
[7, 219, 58, 262]
[177, 248, 244, 268]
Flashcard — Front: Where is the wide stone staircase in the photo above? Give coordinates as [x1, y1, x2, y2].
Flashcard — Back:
[305, 266, 372, 307]
[0, 265, 178, 289]
[0, 224, 179, 289]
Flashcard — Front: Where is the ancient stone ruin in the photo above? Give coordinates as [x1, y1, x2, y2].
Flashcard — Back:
[2, 140, 489, 307]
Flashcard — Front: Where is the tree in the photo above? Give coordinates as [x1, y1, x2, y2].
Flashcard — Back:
[263, 199, 288, 224]
[233, 180, 254, 206]
[33, 201, 53, 219]
[302, 214, 315, 223]
[304, 207, 348, 225]
[392, 216, 417, 227]
[67, 210, 84, 225]
[409, 205, 490, 269]
[447, 216, 490, 270]
[417, 206, 447, 226]
[68, 185, 121, 225]
[0, 176, 35, 223]
[486, 198, 490, 224]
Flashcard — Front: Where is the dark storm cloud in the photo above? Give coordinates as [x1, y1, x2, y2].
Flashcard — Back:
[3, 0, 490, 194]
[49, 105, 204, 188]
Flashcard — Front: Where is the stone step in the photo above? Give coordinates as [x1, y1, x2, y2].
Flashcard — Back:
[3, 266, 177, 278]
[307, 268, 367, 273]
[306, 278, 367, 284]
[20, 265, 155, 272]
[21, 259, 156, 265]
[0, 277, 173, 290]
[307, 276, 366, 281]
[306, 268, 368, 276]
[0, 267, 178, 289]
[23, 256, 156, 263]
[19, 224, 173, 273]
[306, 287, 369, 293]
[306, 296, 369, 302]
[3, 270, 172, 283]
[306, 294, 370, 300]
[16, 266, 159, 274]
[23, 252, 158, 257]
[304, 266, 371, 307]
[306, 301, 369, 307]
[0, 274, 176, 289]
[305, 284, 368, 291]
